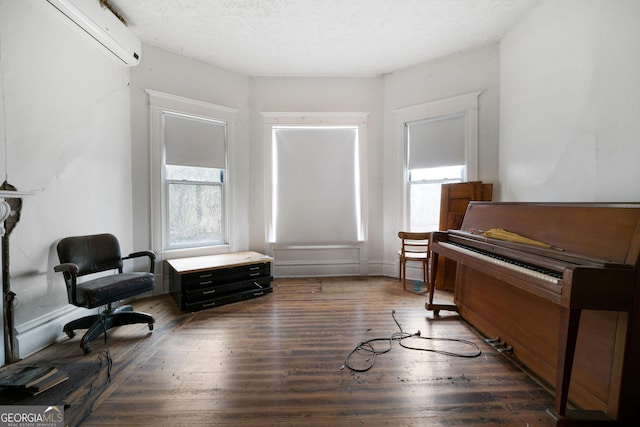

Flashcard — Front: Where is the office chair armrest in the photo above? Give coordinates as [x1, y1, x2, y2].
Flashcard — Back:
[54, 262, 79, 277]
[123, 251, 156, 273]
[54, 262, 82, 305]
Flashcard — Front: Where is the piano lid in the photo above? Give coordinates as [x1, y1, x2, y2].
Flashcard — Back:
[457, 202, 640, 267]
[445, 230, 630, 269]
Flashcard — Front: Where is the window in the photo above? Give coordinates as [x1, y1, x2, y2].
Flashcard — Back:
[408, 165, 465, 231]
[406, 114, 467, 231]
[394, 92, 479, 232]
[166, 167, 223, 245]
[163, 113, 227, 248]
[148, 90, 238, 254]
[262, 113, 368, 247]
[272, 126, 361, 244]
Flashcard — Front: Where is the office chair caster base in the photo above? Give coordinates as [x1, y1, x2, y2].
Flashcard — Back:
[81, 343, 91, 355]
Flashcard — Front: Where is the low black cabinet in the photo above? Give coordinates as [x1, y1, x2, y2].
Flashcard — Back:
[168, 251, 273, 311]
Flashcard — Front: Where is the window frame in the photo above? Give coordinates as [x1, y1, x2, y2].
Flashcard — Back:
[165, 170, 225, 249]
[407, 165, 465, 231]
[147, 90, 238, 257]
[261, 112, 369, 247]
[394, 92, 480, 231]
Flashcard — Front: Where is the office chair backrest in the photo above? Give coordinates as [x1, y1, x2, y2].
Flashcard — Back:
[57, 233, 124, 278]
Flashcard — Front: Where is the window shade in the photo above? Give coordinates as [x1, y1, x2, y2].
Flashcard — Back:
[408, 114, 466, 169]
[274, 127, 359, 244]
[164, 113, 226, 169]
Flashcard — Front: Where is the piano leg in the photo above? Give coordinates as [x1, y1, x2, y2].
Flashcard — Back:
[555, 307, 581, 417]
[549, 308, 617, 425]
[425, 251, 458, 315]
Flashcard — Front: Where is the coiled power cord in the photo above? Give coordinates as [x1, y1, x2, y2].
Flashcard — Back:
[344, 310, 481, 372]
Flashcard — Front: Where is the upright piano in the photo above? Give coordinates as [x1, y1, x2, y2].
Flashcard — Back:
[427, 202, 640, 425]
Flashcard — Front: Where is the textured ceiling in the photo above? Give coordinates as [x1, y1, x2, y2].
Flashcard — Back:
[109, 0, 540, 77]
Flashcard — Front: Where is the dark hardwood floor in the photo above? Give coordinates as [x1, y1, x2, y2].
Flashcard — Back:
[3, 277, 557, 426]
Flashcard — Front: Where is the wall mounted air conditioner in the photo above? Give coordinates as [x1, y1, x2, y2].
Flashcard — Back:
[46, 0, 141, 66]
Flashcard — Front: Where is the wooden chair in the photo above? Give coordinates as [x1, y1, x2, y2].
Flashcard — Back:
[397, 231, 431, 291]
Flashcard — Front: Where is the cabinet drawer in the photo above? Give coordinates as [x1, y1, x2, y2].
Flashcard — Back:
[182, 263, 270, 290]
[184, 285, 273, 311]
[184, 276, 272, 301]
[168, 253, 273, 312]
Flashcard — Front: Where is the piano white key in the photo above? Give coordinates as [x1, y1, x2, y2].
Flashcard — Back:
[438, 241, 561, 286]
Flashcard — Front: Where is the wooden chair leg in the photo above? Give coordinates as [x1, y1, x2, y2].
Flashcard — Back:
[402, 260, 407, 290]
[423, 260, 427, 285]
[424, 258, 431, 285]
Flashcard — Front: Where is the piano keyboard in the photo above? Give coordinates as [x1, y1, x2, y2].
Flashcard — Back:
[438, 241, 562, 285]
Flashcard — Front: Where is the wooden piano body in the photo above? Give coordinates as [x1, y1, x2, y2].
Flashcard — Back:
[428, 202, 640, 425]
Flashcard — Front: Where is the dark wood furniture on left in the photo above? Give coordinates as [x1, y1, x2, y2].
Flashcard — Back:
[168, 251, 273, 311]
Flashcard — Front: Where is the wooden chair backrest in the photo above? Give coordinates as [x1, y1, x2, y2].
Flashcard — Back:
[398, 231, 431, 256]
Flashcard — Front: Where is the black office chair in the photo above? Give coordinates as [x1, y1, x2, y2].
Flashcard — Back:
[54, 233, 156, 354]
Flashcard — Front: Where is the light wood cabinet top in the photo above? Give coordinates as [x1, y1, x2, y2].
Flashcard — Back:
[167, 251, 273, 274]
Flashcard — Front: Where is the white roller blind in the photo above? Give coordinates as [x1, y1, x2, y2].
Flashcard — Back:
[408, 114, 466, 169]
[164, 113, 226, 168]
[274, 127, 359, 244]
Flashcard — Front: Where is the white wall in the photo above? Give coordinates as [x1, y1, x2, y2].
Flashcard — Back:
[129, 44, 251, 292]
[124, 41, 501, 280]
[134, 51, 472, 278]
[382, 44, 501, 277]
[0, 0, 135, 358]
[249, 77, 385, 276]
[130, 58, 387, 278]
[500, 0, 640, 201]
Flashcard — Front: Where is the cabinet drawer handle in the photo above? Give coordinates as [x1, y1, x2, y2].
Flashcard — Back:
[202, 289, 216, 295]
[199, 273, 213, 279]
[249, 272, 261, 277]
[249, 266, 260, 271]
[253, 291, 265, 296]
[200, 280, 213, 285]
[203, 302, 217, 308]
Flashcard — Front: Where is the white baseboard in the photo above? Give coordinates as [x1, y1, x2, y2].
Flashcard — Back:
[14, 305, 97, 359]
[271, 244, 366, 277]
[382, 259, 429, 282]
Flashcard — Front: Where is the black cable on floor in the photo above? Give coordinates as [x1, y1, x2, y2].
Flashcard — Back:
[77, 309, 114, 422]
[99, 312, 113, 383]
[344, 310, 481, 372]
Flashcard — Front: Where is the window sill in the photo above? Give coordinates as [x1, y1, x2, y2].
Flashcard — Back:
[161, 244, 231, 261]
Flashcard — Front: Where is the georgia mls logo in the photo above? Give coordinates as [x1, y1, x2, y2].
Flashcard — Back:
[44, 406, 64, 421]
[0, 405, 64, 427]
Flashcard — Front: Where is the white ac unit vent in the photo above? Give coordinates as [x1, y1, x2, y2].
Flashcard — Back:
[46, 0, 141, 66]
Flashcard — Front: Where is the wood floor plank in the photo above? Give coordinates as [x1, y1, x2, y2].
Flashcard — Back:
[3, 277, 557, 426]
